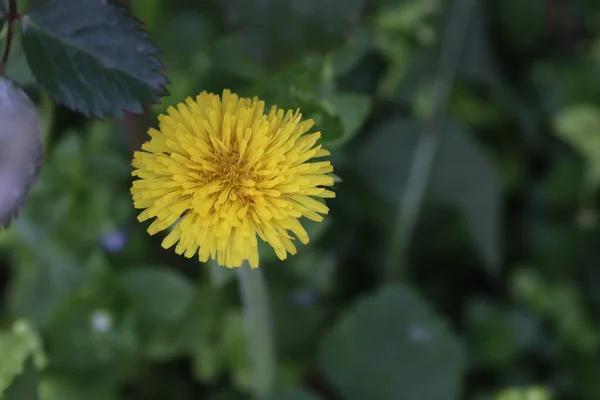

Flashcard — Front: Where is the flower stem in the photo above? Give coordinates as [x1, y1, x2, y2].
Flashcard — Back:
[0, 0, 18, 76]
[385, 0, 477, 280]
[237, 264, 276, 398]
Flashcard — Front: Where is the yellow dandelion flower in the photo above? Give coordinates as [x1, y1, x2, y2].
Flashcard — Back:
[131, 90, 335, 269]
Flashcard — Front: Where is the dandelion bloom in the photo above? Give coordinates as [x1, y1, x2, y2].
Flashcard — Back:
[131, 90, 335, 268]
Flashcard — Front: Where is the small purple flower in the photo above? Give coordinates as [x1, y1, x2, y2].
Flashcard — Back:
[101, 229, 128, 253]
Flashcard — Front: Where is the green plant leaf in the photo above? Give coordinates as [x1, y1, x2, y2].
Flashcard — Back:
[318, 285, 465, 400]
[119, 266, 194, 328]
[223, 0, 365, 68]
[553, 104, 600, 195]
[326, 93, 371, 146]
[257, 61, 344, 144]
[21, 0, 168, 118]
[359, 118, 501, 272]
[0, 321, 46, 394]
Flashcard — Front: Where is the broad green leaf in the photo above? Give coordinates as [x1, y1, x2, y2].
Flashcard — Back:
[319, 285, 465, 400]
[21, 0, 168, 118]
[0, 321, 46, 394]
[359, 118, 501, 272]
[553, 104, 600, 195]
[223, 0, 365, 67]
[119, 266, 194, 328]
[429, 122, 501, 271]
[263, 388, 324, 400]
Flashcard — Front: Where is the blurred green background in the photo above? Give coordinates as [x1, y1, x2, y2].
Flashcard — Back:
[2, 0, 600, 399]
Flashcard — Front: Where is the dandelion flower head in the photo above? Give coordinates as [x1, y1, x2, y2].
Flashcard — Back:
[131, 90, 335, 268]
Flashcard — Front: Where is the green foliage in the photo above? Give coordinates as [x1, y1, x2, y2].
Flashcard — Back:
[319, 285, 465, 400]
[0, 0, 599, 398]
[0, 321, 46, 394]
[359, 118, 501, 272]
[223, 0, 365, 67]
[553, 104, 600, 197]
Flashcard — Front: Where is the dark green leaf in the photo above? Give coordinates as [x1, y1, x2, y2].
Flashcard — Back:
[359, 118, 501, 272]
[319, 285, 465, 400]
[21, 0, 168, 118]
[223, 0, 365, 67]
[119, 266, 194, 328]
[429, 122, 502, 271]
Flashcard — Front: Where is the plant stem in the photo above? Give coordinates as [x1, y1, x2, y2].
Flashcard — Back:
[237, 263, 276, 398]
[385, 0, 477, 280]
[0, 0, 18, 76]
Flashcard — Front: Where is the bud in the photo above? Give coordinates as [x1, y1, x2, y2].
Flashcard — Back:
[0, 77, 43, 228]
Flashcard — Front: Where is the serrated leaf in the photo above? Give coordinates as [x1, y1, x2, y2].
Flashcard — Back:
[21, 0, 168, 118]
[263, 388, 324, 400]
[359, 118, 501, 273]
[223, 0, 365, 67]
[119, 266, 194, 328]
[0, 321, 46, 394]
[319, 285, 465, 400]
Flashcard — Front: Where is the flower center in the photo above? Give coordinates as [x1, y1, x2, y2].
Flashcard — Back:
[211, 150, 255, 203]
